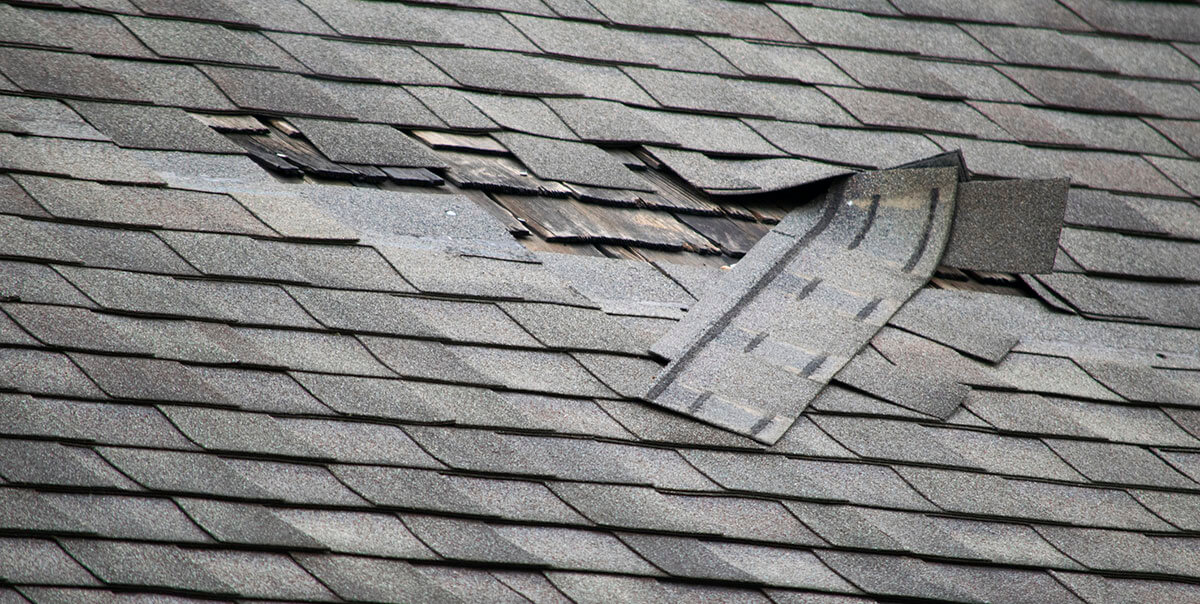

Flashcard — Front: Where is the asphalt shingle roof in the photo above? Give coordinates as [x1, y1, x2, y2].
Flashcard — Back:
[1, 0, 1200, 602]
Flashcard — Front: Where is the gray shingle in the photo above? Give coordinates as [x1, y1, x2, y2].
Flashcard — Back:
[402, 515, 546, 566]
[267, 33, 450, 85]
[749, 120, 939, 169]
[42, 493, 209, 543]
[0, 348, 105, 399]
[684, 449, 935, 510]
[0, 134, 163, 185]
[380, 246, 590, 305]
[313, 80, 444, 128]
[119, 16, 274, 67]
[495, 132, 651, 190]
[198, 65, 352, 118]
[0, 538, 100, 586]
[14, 175, 272, 235]
[295, 554, 459, 604]
[941, 178, 1069, 273]
[1051, 571, 1200, 604]
[159, 406, 318, 458]
[619, 533, 756, 582]
[448, 345, 616, 397]
[417, 566, 531, 604]
[184, 550, 338, 601]
[890, 0, 1089, 29]
[222, 457, 366, 506]
[96, 447, 269, 499]
[625, 67, 774, 118]
[463, 92, 576, 139]
[233, 326, 395, 376]
[191, 366, 330, 414]
[704, 38, 853, 85]
[1059, 0, 1200, 43]
[289, 118, 447, 168]
[963, 24, 1109, 71]
[277, 508, 436, 558]
[0, 95, 106, 141]
[1045, 439, 1195, 488]
[98, 59, 235, 112]
[773, 4, 996, 60]
[274, 242, 415, 291]
[69, 353, 224, 405]
[898, 466, 1171, 530]
[545, 572, 672, 604]
[278, 417, 442, 467]
[0, 395, 195, 449]
[68, 101, 241, 153]
[0, 47, 145, 102]
[60, 540, 230, 593]
[0, 488, 87, 534]
[417, 47, 575, 96]
[500, 302, 645, 353]
[821, 87, 1006, 138]
[175, 498, 322, 548]
[542, 98, 675, 146]
[822, 49, 960, 98]
[628, 108, 783, 156]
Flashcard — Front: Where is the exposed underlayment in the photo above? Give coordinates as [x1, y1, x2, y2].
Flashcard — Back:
[3, 0, 1200, 602]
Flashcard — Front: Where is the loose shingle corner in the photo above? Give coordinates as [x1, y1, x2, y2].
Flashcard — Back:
[941, 178, 1071, 274]
[646, 166, 959, 443]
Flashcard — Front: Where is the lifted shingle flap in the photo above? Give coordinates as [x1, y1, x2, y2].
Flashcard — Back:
[645, 167, 960, 443]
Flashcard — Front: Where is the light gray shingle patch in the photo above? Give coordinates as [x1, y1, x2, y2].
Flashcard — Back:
[420, 566, 549, 604]
[1040, 272, 1200, 328]
[0, 439, 136, 489]
[462, 92, 577, 139]
[1063, 188, 1164, 234]
[266, 33, 450, 85]
[970, 102, 1183, 157]
[188, 367, 327, 414]
[494, 132, 652, 191]
[400, 515, 547, 566]
[749, 120, 939, 169]
[27, 9, 153, 58]
[619, 533, 759, 583]
[98, 59, 235, 112]
[40, 493, 205, 542]
[174, 498, 322, 549]
[962, 24, 1111, 71]
[0, 262, 90, 307]
[14, 175, 271, 235]
[358, 336, 494, 385]
[198, 65, 353, 118]
[629, 108, 783, 156]
[295, 554, 459, 604]
[0, 134, 163, 185]
[941, 178, 1069, 274]
[230, 327, 395, 376]
[917, 60, 1038, 104]
[2, 391, 193, 449]
[1148, 155, 1200, 197]
[159, 406, 320, 459]
[821, 87, 1007, 139]
[379, 246, 591, 305]
[624, 68, 774, 118]
[60, 540, 231, 593]
[1075, 358, 1200, 406]
[0, 95, 105, 141]
[703, 38, 853, 85]
[1044, 439, 1196, 489]
[1148, 118, 1200, 157]
[0, 47, 146, 102]
[897, 466, 1171, 530]
[501, 302, 645, 354]
[448, 345, 616, 398]
[1059, 0, 1200, 43]
[0, 538, 101, 586]
[543, 98, 677, 145]
[68, 354, 224, 404]
[273, 242, 415, 292]
[648, 168, 959, 442]
[834, 344, 970, 419]
[0, 348, 105, 399]
[416, 47, 576, 97]
[279, 418, 442, 467]
[156, 231, 305, 282]
[314, 80, 443, 128]
[546, 573, 673, 604]
[118, 16, 275, 67]
[996, 66, 1152, 116]
[536, 252, 694, 313]
[772, 4, 997, 61]
[720, 79, 860, 126]
[408, 426, 718, 490]
[891, 0, 1090, 29]
[68, 101, 242, 153]
[1060, 227, 1200, 281]
[182, 550, 339, 601]
[288, 118, 447, 168]
[683, 449, 936, 511]
[274, 508, 437, 558]
[645, 146, 853, 194]
[822, 49, 960, 98]
[1069, 34, 1200, 81]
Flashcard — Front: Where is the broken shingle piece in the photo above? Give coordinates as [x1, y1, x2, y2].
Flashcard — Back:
[941, 178, 1070, 274]
[289, 118, 448, 168]
[494, 132, 653, 191]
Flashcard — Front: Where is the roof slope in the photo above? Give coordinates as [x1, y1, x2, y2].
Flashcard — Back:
[2, 0, 1200, 602]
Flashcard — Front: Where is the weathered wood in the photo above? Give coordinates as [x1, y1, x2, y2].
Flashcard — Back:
[269, 117, 302, 137]
[379, 166, 444, 186]
[440, 149, 572, 197]
[674, 213, 770, 257]
[227, 129, 361, 180]
[189, 113, 269, 134]
[412, 130, 508, 154]
[494, 194, 718, 253]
